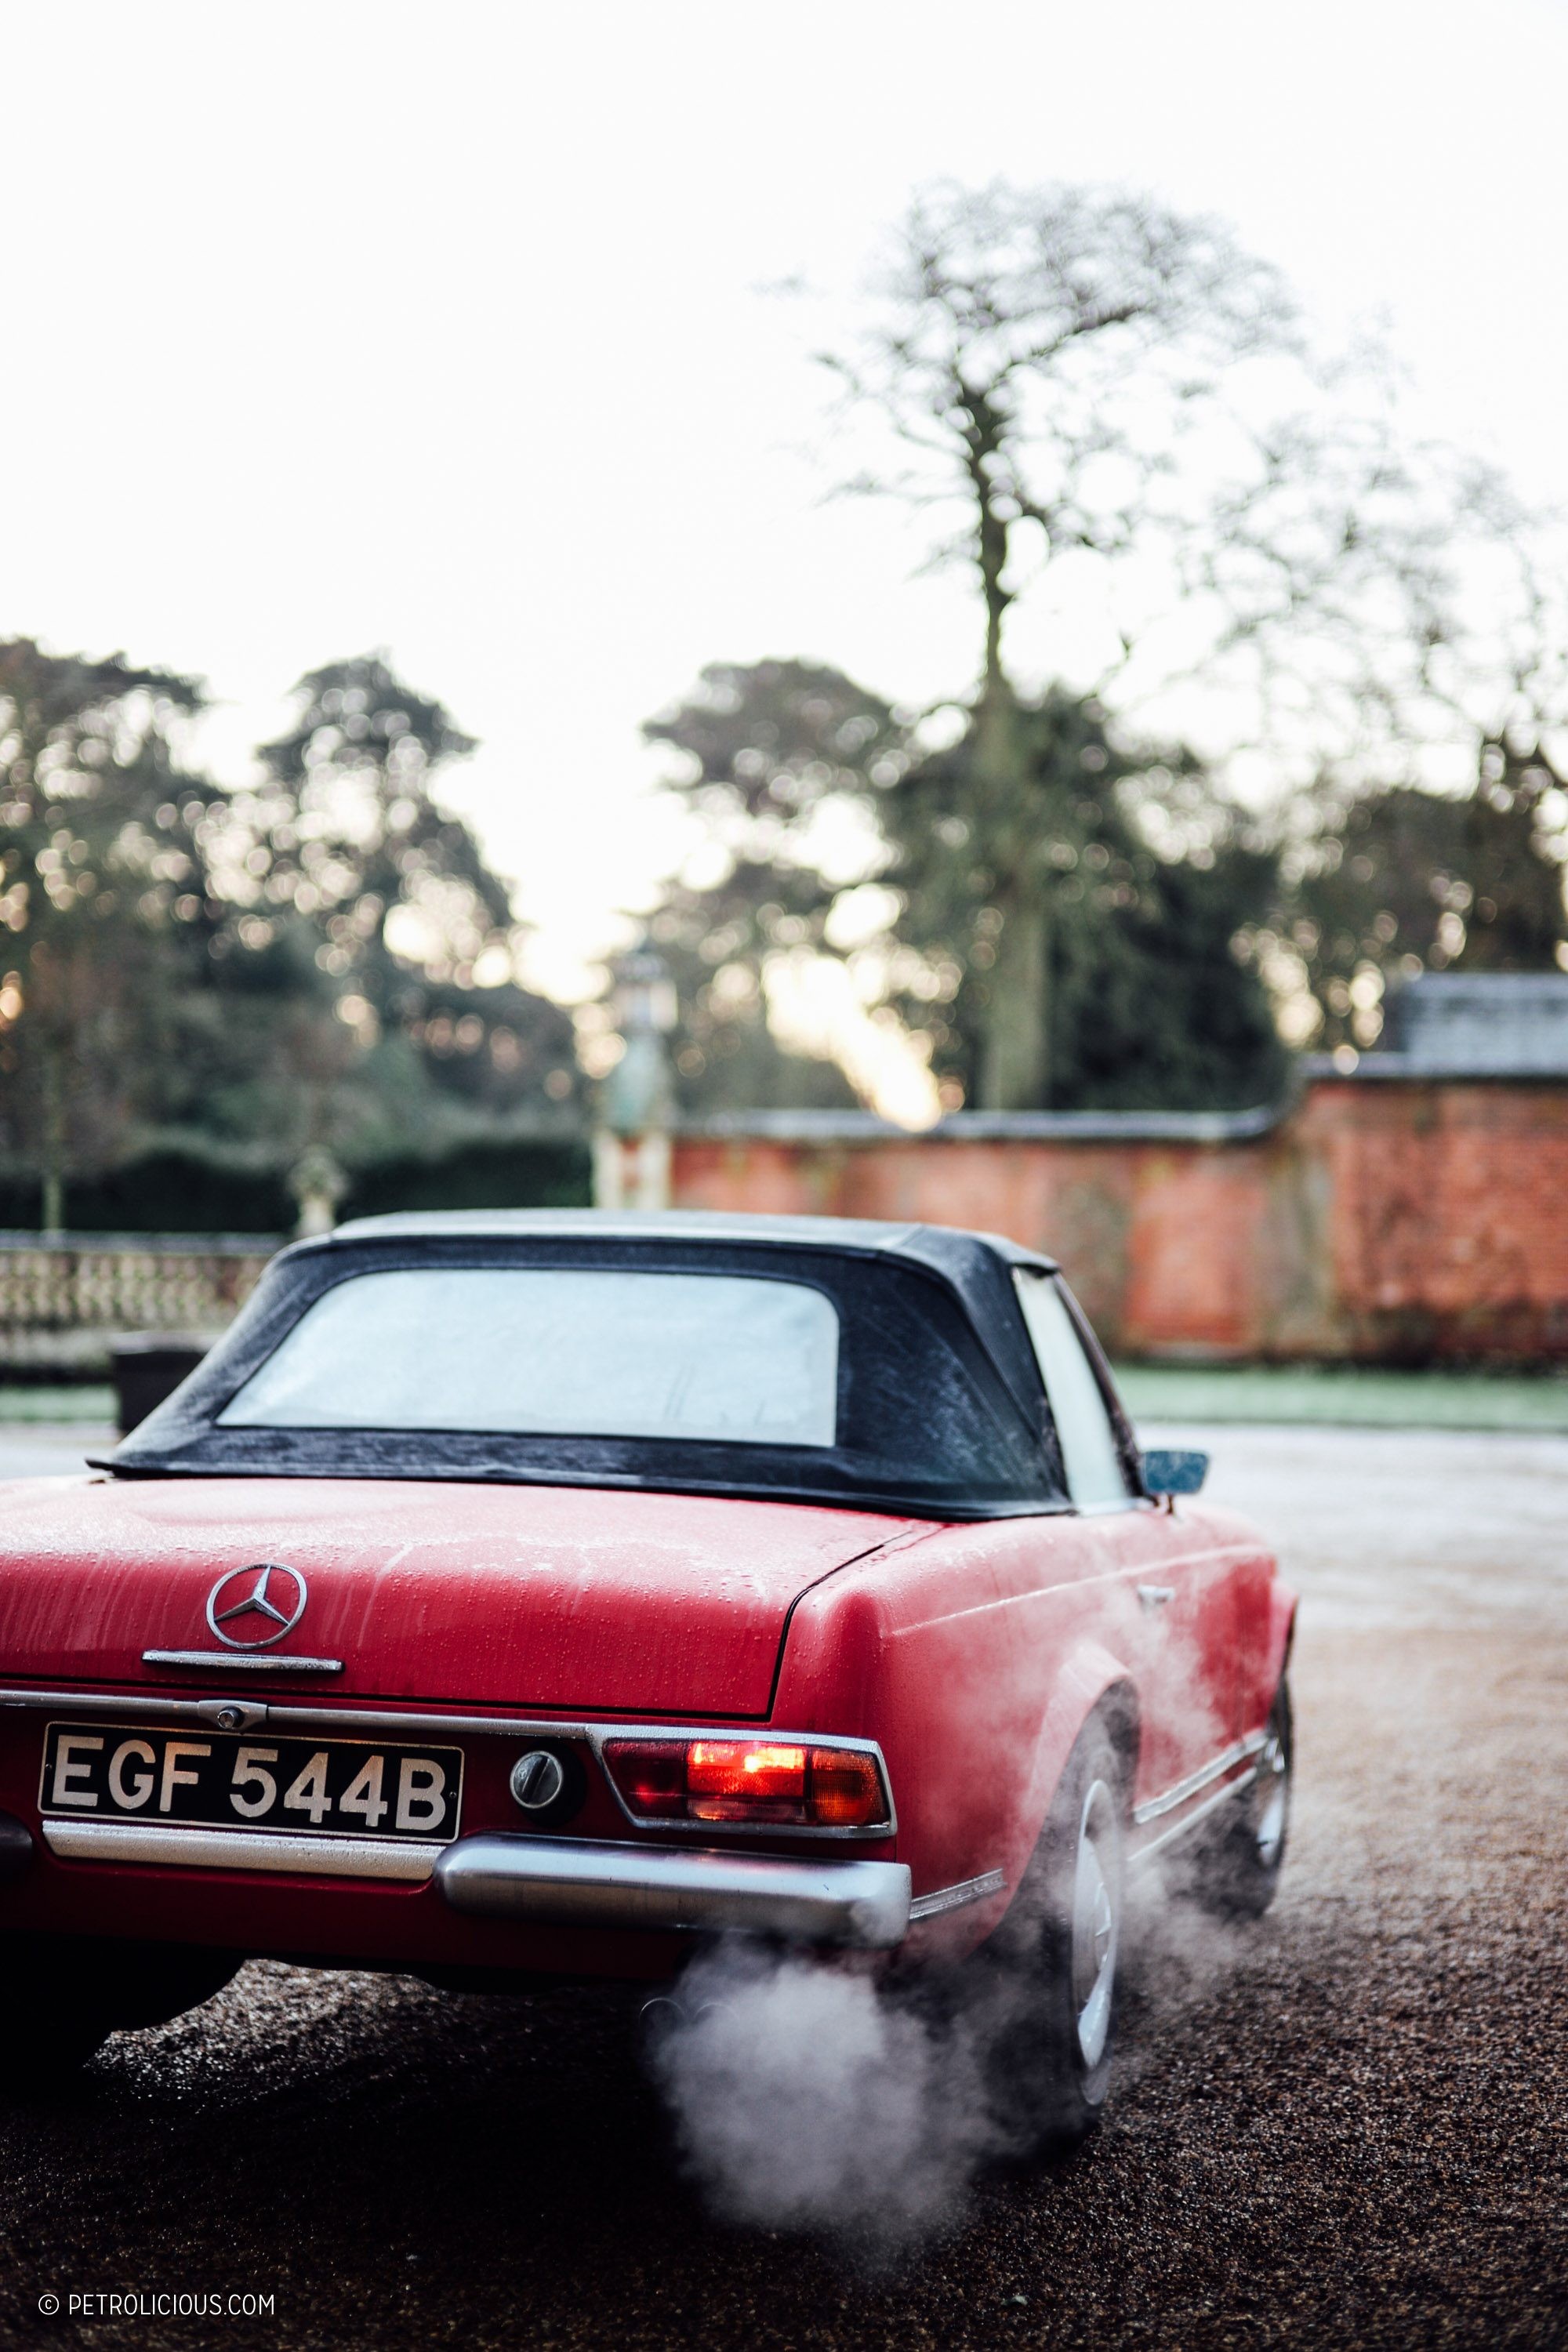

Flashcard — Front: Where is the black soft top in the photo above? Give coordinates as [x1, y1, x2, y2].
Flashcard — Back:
[107, 1210, 1073, 1519]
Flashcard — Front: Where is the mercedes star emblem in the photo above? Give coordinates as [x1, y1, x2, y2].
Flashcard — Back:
[205, 1563, 308, 1650]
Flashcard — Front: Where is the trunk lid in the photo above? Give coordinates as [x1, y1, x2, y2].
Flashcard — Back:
[0, 1475, 911, 1718]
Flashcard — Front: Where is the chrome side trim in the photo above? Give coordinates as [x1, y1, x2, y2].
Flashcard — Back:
[436, 1833, 911, 1948]
[909, 1868, 1007, 1922]
[1127, 1765, 1260, 1870]
[0, 1686, 560, 1730]
[1, 1690, 216, 1723]
[0, 1692, 897, 1842]
[140, 1651, 344, 1675]
[40, 1819, 436, 1881]
[1131, 1733, 1266, 1826]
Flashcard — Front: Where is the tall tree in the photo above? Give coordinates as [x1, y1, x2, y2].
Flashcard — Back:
[886, 693, 1287, 1109]
[0, 646, 583, 1224]
[811, 181, 1450, 1105]
[643, 659, 1286, 1114]
[639, 660, 898, 1112]
[0, 640, 213, 1223]
[240, 654, 580, 1141]
[1250, 760, 1568, 1057]
[250, 653, 499, 1018]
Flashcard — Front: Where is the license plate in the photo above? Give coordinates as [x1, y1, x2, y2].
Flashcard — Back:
[39, 1721, 464, 1847]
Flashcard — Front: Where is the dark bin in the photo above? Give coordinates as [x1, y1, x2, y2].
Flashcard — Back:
[111, 1337, 209, 1436]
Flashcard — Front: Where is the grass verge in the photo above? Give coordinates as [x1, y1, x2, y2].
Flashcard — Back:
[1112, 1362, 1568, 1433]
[0, 1386, 115, 1423]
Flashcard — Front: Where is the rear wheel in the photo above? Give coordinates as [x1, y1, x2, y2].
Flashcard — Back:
[0, 1937, 241, 2094]
[980, 1717, 1128, 2158]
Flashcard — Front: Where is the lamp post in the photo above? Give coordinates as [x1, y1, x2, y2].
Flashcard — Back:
[593, 950, 677, 1210]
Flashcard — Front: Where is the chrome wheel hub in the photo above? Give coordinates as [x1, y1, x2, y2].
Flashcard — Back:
[1253, 1730, 1289, 1867]
[1070, 1778, 1121, 2071]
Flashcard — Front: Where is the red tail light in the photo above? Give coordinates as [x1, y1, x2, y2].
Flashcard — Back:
[608, 1743, 686, 1818]
[603, 1738, 890, 1831]
[688, 1740, 806, 1821]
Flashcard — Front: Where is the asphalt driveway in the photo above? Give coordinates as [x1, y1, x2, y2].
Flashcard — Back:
[0, 1422, 1563, 2350]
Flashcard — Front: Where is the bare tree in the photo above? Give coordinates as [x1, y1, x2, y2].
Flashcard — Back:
[822, 183, 1296, 707]
[812, 181, 1472, 1105]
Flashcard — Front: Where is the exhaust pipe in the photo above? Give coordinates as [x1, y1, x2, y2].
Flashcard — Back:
[638, 1991, 738, 2032]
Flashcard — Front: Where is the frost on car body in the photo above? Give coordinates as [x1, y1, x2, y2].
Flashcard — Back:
[0, 1210, 1296, 2129]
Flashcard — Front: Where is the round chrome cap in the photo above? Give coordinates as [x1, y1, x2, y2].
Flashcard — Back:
[510, 1751, 568, 1813]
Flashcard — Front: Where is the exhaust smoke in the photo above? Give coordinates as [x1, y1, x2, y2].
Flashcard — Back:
[646, 1635, 1284, 2255]
[648, 1861, 1268, 2256]
[646, 1940, 993, 2255]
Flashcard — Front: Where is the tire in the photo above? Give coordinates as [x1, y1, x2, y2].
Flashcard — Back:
[1197, 1675, 1292, 1919]
[94, 1940, 243, 2031]
[978, 1715, 1129, 2159]
[0, 1941, 114, 2090]
[0, 1936, 241, 2094]
[0, 2008, 114, 2091]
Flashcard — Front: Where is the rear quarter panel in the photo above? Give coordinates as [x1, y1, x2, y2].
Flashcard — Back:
[773, 1515, 1136, 1951]
[775, 1498, 1292, 1955]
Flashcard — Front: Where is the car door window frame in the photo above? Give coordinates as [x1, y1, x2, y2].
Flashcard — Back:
[1013, 1271, 1149, 1515]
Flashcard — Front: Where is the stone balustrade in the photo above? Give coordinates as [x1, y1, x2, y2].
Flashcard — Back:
[0, 1232, 279, 1374]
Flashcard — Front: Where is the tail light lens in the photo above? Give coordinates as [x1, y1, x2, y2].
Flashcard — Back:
[688, 1740, 806, 1821]
[603, 1738, 890, 1831]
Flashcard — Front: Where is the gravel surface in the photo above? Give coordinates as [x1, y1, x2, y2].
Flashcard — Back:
[0, 1425, 1563, 2350]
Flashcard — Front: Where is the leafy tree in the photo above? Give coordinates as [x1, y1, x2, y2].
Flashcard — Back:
[0, 640, 216, 1223]
[886, 693, 1286, 1109]
[643, 659, 907, 851]
[643, 659, 1286, 1113]
[0, 645, 583, 1224]
[1250, 756, 1568, 1055]
[640, 662, 896, 1112]
[230, 654, 580, 1145]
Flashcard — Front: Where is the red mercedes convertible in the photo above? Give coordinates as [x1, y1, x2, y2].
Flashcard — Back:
[0, 1211, 1294, 2143]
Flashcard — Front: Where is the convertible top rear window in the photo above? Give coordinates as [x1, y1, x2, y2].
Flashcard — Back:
[220, 1268, 839, 1447]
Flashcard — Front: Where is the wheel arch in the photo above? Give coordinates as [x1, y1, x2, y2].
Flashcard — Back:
[1264, 1579, 1299, 1709]
[1003, 1639, 1142, 1907]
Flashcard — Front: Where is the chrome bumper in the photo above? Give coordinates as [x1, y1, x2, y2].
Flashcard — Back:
[436, 1833, 912, 1950]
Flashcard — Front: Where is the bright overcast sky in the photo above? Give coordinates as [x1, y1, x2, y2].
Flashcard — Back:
[5, 0, 1567, 1004]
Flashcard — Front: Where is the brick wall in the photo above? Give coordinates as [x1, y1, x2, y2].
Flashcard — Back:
[671, 1077, 1568, 1363]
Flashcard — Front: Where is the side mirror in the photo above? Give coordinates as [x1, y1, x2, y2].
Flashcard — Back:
[1141, 1446, 1209, 1498]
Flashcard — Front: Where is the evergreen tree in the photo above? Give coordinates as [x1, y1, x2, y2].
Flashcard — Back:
[0, 644, 583, 1222]
[643, 659, 1287, 1114]
[887, 694, 1286, 1109]
[640, 662, 894, 1112]
[0, 640, 215, 1222]
[233, 653, 581, 1146]
[1257, 754, 1568, 1054]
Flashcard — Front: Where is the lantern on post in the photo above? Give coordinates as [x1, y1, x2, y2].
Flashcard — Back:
[593, 949, 677, 1210]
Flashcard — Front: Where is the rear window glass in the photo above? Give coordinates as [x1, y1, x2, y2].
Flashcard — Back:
[217, 1267, 840, 1446]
